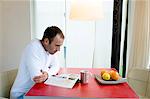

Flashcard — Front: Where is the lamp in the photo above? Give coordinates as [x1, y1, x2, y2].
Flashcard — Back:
[68, 0, 104, 68]
[69, 0, 104, 21]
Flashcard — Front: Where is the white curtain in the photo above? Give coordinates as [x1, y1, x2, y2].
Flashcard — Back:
[127, 0, 150, 73]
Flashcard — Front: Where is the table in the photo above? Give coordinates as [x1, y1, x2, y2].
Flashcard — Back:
[25, 68, 139, 99]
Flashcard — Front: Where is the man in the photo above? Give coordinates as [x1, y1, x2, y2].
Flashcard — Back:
[10, 26, 64, 99]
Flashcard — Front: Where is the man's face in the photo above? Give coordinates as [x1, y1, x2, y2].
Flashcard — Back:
[45, 34, 64, 54]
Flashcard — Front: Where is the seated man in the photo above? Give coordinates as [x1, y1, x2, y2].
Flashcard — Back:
[10, 26, 64, 99]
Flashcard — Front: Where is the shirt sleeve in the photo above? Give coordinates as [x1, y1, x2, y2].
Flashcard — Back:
[25, 45, 44, 80]
[45, 55, 60, 77]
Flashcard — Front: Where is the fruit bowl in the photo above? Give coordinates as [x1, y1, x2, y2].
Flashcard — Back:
[94, 74, 127, 84]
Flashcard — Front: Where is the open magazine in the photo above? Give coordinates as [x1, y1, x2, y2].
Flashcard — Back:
[45, 73, 80, 88]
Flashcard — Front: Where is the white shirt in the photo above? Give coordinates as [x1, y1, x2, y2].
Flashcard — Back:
[11, 39, 60, 95]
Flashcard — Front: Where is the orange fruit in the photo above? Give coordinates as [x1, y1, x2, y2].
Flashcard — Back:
[100, 70, 107, 76]
[110, 71, 120, 81]
[109, 70, 115, 76]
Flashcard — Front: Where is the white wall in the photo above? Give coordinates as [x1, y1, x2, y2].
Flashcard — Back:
[93, 0, 114, 68]
[1, 0, 31, 71]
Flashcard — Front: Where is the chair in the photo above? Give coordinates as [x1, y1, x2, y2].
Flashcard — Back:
[127, 68, 150, 98]
[0, 69, 18, 99]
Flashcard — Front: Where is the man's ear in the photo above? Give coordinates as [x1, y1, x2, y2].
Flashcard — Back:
[43, 38, 49, 45]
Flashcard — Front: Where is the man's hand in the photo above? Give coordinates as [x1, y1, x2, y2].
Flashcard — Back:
[33, 71, 48, 83]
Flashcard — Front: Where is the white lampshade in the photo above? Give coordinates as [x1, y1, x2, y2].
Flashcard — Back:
[69, 0, 104, 21]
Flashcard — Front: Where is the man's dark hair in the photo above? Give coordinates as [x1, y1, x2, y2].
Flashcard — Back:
[42, 26, 64, 44]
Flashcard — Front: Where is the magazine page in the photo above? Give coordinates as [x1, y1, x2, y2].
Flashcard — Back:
[45, 74, 80, 88]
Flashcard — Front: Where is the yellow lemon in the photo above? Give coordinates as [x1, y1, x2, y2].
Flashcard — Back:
[102, 72, 110, 80]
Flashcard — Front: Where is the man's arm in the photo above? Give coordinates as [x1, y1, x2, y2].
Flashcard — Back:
[26, 45, 45, 82]
[33, 70, 48, 83]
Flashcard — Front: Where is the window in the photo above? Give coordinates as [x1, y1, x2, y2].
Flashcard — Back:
[32, 0, 114, 68]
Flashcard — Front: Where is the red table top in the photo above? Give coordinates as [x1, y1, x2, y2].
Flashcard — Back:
[25, 68, 139, 98]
